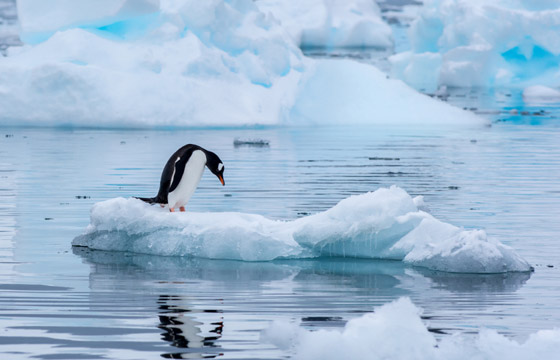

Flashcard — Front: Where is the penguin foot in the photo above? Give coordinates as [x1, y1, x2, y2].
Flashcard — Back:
[169, 208, 175, 212]
[179, 206, 185, 212]
[160, 204, 165, 208]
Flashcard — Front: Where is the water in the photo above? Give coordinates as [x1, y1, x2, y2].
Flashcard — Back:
[0, 118, 559, 359]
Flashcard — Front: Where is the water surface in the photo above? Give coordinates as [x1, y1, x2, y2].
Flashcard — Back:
[0, 117, 559, 359]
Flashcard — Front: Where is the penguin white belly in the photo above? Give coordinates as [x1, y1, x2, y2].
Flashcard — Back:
[168, 150, 206, 209]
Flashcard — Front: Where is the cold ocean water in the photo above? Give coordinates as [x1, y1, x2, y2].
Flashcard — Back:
[0, 111, 559, 358]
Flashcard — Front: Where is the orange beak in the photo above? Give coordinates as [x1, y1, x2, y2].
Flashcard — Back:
[218, 174, 225, 186]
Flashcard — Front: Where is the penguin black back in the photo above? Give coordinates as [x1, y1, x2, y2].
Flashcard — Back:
[136, 144, 225, 206]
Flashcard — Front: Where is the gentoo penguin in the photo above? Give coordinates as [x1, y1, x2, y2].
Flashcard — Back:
[137, 144, 225, 212]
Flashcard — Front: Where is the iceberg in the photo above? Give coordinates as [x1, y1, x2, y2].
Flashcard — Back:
[391, 0, 560, 91]
[0, 0, 484, 128]
[263, 297, 560, 360]
[73, 186, 532, 273]
[256, 0, 393, 50]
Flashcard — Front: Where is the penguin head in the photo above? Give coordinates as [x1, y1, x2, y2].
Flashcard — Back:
[205, 151, 225, 186]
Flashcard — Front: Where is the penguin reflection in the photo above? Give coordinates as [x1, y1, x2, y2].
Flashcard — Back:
[158, 295, 223, 359]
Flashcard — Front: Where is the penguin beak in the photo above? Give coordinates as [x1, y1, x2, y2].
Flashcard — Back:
[218, 174, 225, 186]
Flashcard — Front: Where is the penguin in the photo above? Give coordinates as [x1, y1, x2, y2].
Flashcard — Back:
[137, 144, 225, 212]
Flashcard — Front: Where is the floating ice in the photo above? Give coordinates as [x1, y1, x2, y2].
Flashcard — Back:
[391, 0, 560, 91]
[263, 297, 560, 360]
[0, 0, 483, 128]
[256, 0, 393, 50]
[73, 186, 531, 273]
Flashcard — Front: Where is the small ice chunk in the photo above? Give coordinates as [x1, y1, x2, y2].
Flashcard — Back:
[262, 297, 560, 360]
[233, 138, 270, 146]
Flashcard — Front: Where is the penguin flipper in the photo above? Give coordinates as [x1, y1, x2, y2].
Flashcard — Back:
[135, 196, 159, 204]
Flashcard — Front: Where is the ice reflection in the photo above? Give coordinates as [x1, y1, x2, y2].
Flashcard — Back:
[74, 247, 531, 350]
[74, 247, 531, 296]
[414, 268, 531, 293]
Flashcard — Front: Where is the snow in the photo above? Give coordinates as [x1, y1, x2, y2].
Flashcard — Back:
[256, 0, 393, 50]
[390, 0, 560, 91]
[0, 0, 484, 128]
[262, 297, 560, 360]
[72, 186, 531, 273]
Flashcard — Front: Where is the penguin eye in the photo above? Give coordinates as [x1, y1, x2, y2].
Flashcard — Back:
[218, 163, 224, 171]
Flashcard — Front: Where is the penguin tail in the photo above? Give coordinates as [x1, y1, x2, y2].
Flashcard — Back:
[135, 196, 159, 204]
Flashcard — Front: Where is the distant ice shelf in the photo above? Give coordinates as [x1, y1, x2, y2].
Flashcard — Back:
[73, 186, 532, 274]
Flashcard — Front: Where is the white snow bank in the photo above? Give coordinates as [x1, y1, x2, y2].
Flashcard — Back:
[0, 0, 483, 128]
[523, 85, 560, 104]
[256, 0, 393, 49]
[391, 0, 560, 91]
[263, 297, 560, 360]
[73, 186, 531, 273]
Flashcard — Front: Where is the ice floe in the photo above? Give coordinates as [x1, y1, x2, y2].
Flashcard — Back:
[391, 0, 560, 91]
[0, 0, 484, 128]
[73, 186, 531, 273]
[262, 297, 560, 360]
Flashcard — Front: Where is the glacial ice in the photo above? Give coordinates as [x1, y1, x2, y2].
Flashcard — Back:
[391, 0, 560, 91]
[256, 0, 393, 50]
[72, 186, 532, 273]
[263, 297, 560, 360]
[0, 0, 484, 128]
[16, 0, 160, 44]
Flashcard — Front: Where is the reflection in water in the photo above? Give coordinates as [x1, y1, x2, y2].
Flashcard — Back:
[73, 248, 413, 302]
[73, 246, 530, 297]
[415, 268, 532, 293]
[71, 247, 532, 358]
[158, 294, 223, 359]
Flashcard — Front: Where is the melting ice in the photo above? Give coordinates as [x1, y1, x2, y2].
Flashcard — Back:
[73, 186, 531, 274]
